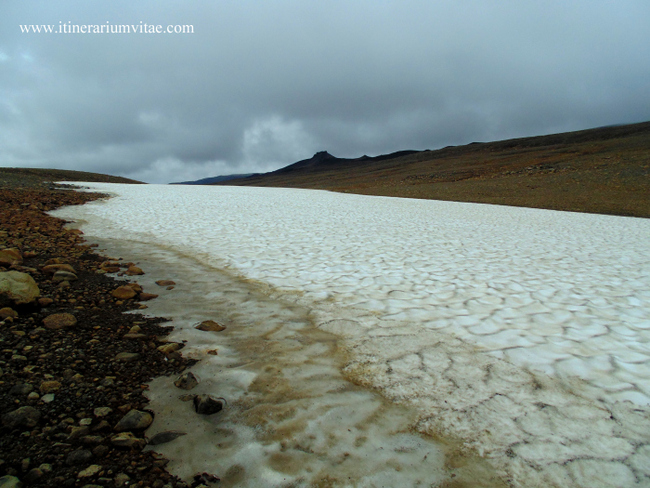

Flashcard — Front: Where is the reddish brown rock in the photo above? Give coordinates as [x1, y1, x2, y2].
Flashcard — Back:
[0, 248, 23, 266]
[111, 286, 137, 300]
[138, 292, 158, 302]
[126, 266, 144, 276]
[42, 263, 76, 275]
[155, 280, 176, 287]
[38, 297, 54, 307]
[126, 283, 143, 293]
[40, 380, 62, 393]
[195, 320, 227, 332]
[43, 312, 77, 329]
[0, 307, 18, 320]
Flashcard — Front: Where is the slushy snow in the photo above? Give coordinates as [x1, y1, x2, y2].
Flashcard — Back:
[53, 183, 650, 487]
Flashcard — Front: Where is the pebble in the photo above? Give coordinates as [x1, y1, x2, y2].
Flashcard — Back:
[42, 312, 77, 329]
[125, 266, 144, 275]
[77, 465, 102, 478]
[157, 343, 180, 355]
[93, 407, 113, 417]
[39, 380, 62, 393]
[113, 352, 140, 362]
[2, 406, 41, 429]
[110, 432, 144, 448]
[195, 320, 226, 332]
[114, 409, 153, 431]
[66, 449, 93, 466]
[52, 270, 78, 282]
[147, 431, 187, 446]
[111, 286, 136, 300]
[174, 372, 199, 390]
[155, 280, 176, 287]
[193, 395, 225, 415]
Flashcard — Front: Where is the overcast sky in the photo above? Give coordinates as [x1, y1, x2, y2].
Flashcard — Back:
[1, 1, 649, 183]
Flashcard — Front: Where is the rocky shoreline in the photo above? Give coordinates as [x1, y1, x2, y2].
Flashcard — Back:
[0, 186, 205, 487]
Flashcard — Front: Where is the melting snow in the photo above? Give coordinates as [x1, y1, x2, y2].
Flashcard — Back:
[53, 183, 650, 487]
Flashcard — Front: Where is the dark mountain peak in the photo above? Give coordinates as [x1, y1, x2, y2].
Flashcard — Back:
[312, 151, 335, 161]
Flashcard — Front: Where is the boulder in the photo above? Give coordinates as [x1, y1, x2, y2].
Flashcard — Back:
[0, 271, 40, 305]
[43, 313, 77, 330]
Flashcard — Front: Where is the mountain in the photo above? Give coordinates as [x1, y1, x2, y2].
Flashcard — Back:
[215, 121, 650, 218]
[170, 173, 259, 185]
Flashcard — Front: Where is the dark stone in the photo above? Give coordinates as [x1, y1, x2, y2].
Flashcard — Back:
[114, 410, 153, 432]
[193, 395, 225, 415]
[147, 431, 187, 446]
[65, 449, 92, 466]
[2, 406, 41, 429]
[9, 384, 33, 396]
[173, 372, 198, 390]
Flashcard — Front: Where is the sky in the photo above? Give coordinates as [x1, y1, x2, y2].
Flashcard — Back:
[1, 1, 649, 184]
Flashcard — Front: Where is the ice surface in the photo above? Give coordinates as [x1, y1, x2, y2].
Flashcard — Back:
[53, 184, 650, 487]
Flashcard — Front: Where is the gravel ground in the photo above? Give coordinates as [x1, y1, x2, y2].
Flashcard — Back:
[0, 186, 201, 487]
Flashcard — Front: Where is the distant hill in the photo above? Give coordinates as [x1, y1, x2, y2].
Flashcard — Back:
[170, 173, 259, 185]
[216, 121, 650, 218]
[0, 167, 143, 189]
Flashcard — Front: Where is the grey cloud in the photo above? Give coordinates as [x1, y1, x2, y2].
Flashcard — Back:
[1, 0, 649, 183]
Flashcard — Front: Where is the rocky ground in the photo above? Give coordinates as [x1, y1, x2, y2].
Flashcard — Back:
[0, 186, 209, 487]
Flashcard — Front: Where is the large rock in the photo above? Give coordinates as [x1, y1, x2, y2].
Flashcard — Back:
[42, 313, 77, 330]
[114, 410, 153, 432]
[0, 271, 40, 305]
[2, 406, 41, 429]
[0, 249, 22, 267]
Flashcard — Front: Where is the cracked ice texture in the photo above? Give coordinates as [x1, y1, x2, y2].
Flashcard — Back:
[56, 184, 650, 487]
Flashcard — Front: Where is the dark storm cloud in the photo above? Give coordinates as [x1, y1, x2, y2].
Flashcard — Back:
[1, 0, 649, 182]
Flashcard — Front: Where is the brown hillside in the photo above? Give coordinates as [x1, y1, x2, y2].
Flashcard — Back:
[0, 167, 143, 189]
[220, 121, 650, 218]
